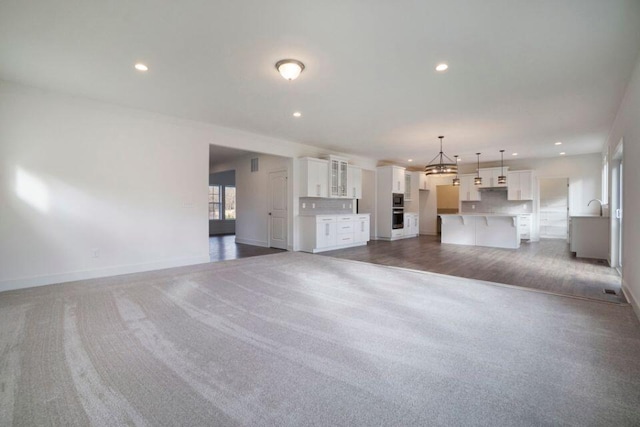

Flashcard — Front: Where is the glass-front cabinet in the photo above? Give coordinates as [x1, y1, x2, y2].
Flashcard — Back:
[328, 156, 349, 198]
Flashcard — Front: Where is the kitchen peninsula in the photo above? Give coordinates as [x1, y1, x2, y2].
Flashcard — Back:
[440, 213, 521, 249]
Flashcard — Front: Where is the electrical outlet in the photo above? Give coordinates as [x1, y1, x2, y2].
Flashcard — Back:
[92, 248, 99, 258]
[312, 203, 315, 209]
[471, 204, 475, 210]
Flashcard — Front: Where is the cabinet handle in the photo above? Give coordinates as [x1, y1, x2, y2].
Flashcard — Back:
[353, 187, 356, 198]
[518, 189, 521, 200]
[316, 184, 320, 196]
[361, 222, 364, 232]
[325, 223, 330, 236]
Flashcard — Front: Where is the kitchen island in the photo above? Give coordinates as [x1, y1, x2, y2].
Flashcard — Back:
[440, 213, 520, 249]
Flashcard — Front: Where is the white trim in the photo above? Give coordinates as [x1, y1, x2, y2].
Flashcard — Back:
[234, 237, 268, 247]
[622, 278, 640, 323]
[0, 255, 210, 293]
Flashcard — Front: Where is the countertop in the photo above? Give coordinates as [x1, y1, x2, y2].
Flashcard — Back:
[570, 215, 609, 219]
[299, 213, 370, 217]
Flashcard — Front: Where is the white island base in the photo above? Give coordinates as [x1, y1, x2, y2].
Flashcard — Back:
[440, 214, 520, 249]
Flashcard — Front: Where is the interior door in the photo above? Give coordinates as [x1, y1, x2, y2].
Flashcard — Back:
[268, 170, 288, 249]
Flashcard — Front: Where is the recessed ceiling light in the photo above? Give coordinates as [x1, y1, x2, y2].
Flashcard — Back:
[435, 63, 449, 72]
[292, 111, 302, 118]
[512, 153, 518, 156]
[555, 141, 562, 145]
[276, 59, 305, 80]
[134, 63, 148, 72]
[560, 152, 566, 156]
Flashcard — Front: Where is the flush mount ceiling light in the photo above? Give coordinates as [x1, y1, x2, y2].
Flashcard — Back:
[498, 149, 507, 185]
[435, 63, 448, 72]
[452, 155, 460, 186]
[276, 59, 305, 80]
[474, 153, 482, 185]
[560, 152, 566, 156]
[424, 136, 458, 176]
[292, 111, 302, 117]
[408, 159, 413, 162]
[134, 63, 148, 71]
[512, 152, 518, 156]
[555, 141, 562, 145]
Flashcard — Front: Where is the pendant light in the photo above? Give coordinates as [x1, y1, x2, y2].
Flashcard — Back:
[498, 149, 507, 184]
[474, 153, 482, 185]
[425, 136, 458, 176]
[452, 155, 460, 186]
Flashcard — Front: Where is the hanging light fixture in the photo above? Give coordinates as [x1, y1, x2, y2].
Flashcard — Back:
[474, 153, 482, 185]
[498, 149, 507, 185]
[275, 59, 305, 80]
[452, 155, 460, 186]
[425, 136, 458, 176]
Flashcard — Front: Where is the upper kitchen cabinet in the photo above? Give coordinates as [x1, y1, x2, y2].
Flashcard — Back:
[299, 157, 329, 197]
[404, 173, 412, 201]
[391, 166, 406, 194]
[328, 155, 349, 198]
[346, 165, 363, 199]
[478, 167, 509, 188]
[377, 165, 406, 194]
[459, 174, 481, 201]
[418, 172, 430, 191]
[507, 170, 535, 200]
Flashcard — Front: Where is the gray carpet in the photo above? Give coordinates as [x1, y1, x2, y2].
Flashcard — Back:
[1, 252, 640, 426]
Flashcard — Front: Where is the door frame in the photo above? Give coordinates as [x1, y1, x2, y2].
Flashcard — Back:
[267, 169, 289, 250]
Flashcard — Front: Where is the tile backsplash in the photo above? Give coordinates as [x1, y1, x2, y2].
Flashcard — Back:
[299, 197, 354, 215]
[460, 190, 532, 214]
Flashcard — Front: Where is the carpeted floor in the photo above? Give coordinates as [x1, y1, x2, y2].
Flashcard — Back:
[1, 252, 640, 426]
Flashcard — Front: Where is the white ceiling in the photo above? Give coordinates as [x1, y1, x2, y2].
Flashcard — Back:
[2, 0, 640, 167]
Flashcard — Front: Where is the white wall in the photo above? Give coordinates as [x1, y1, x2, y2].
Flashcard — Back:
[0, 81, 376, 291]
[0, 82, 209, 291]
[605, 52, 640, 318]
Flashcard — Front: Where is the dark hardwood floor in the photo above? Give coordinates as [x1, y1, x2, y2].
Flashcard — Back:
[209, 235, 284, 262]
[320, 235, 624, 304]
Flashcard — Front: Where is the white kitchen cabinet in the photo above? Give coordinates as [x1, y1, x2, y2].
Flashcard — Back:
[376, 165, 407, 239]
[328, 155, 349, 198]
[459, 174, 481, 201]
[419, 173, 430, 191]
[346, 165, 363, 199]
[518, 214, 531, 240]
[354, 215, 370, 243]
[315, 216, 337, 249]
[392, 166, 405, 194]
[300, 214, 370, 253]
[478, 167, 508, 188]
[404, 173, 412, 201]
[299, 157, 329, 197]
[508, 171, 535, 200]
[403, 213, 419, 237]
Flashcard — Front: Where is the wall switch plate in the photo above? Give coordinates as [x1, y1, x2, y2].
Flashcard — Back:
[342, 203, 345, 208]
[312, 203, 315, 209]
[302, 203, 306, 209]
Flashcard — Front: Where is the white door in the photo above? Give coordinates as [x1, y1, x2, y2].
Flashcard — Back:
[268, 170, 288, 249]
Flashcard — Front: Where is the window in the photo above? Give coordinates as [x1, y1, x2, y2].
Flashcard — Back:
[209, 185, 236, 220]
[209, 185, 221, 220]
[225, 186, 236, 219]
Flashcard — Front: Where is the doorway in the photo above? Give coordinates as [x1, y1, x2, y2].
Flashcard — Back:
[539, 178, 569, 239]
[268, 170, 288, 249]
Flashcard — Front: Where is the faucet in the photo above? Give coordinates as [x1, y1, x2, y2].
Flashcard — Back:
[588, 199, 603, 217]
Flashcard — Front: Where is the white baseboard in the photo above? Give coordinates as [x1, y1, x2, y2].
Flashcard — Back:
[622, 278, 640, 323]
[0, 255, 211, 293]
[234, 237, 268, 247]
